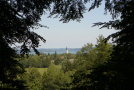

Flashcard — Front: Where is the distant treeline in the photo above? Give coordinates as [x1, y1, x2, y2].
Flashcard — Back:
[20, 53, 76, 68]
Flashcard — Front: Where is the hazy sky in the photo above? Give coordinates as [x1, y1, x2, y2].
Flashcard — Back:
[34, 4, 117, 48]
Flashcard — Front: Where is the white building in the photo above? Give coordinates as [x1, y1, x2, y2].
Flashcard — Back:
[66, 47, 68, 54]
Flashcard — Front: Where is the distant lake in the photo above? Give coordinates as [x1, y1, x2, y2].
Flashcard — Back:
[30, 48, 81, 54]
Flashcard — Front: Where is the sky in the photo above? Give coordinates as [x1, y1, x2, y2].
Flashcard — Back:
[34, 4, 117, 48]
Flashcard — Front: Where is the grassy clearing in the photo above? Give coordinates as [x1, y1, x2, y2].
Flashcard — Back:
[37, 68, 47, 75]
[25, 65, 61, 75]
[26, 68, 47, 75]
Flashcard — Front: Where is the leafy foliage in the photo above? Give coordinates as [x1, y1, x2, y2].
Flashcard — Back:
[41, 64, 71, 90]
[21, 54, 51, 68]
[89, 1, 134, 90]
[20, 53, 75, 68]
[71, 35, 113, 89]
[0, 0, 48, 88]
[23, 67, 42, 90]
[0, 39, 25, 89]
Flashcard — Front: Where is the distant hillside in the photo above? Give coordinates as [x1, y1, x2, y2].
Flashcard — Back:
[30, 48, 81, 54]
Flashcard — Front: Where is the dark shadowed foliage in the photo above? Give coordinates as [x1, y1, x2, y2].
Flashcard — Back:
[0, 0, 47, 89]
[71, 0, 134, 90]
[89, 1, 134, 90]
[0, 0, 90, 89]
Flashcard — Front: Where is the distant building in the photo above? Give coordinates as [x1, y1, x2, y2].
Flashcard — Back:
[66, 47, 68, 54]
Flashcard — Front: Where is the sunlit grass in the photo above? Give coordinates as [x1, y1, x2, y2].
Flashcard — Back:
[25, 68, 47, 75]
[25, 65, 61, 75]
[37, 68, 47, 75]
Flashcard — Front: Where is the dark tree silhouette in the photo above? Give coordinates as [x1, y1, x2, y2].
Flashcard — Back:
[72, 0, 134, 90]
[0, 0, 48, 89]
[0, 0, 88, 89]
[89, 1, 134, 90]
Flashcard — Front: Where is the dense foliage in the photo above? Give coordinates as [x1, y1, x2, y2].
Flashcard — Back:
[24, 68, 42, 90]
[20, 53, 75, 68]
[20, 35, 113, 90]
[89, 1, 134, 89]
[1, 0, 88, 88]
[70, 35, 112, 89]
[41, 64, 71, 90]
[0, 0, 47, 89]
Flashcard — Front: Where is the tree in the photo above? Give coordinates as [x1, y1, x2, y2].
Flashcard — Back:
[71, 35, 113, 89]
[41, 64, 71, 90]
[88, 1, 134, 89]
[43, 56, 51, 68]
[66, 0, 134, 89]
[62, 59, 74, 73]
[93, 35, 112, 67]
[24, 67, 42, 90]
[0, 40, 25, 89]
[0, 0, 102, 88]
[74, 35, 112, 70]
[0, 0, 47, 88]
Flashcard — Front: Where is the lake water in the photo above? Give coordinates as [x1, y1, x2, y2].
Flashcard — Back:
[30, 48, 81, 54]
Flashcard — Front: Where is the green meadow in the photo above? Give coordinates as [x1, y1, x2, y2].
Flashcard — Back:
[26, 68, 47, 75]
[26, 65, 61, 75]
[37, 68, 47, 75]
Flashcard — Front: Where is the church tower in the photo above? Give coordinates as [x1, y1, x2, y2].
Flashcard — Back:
[66, 47, 68, 54]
